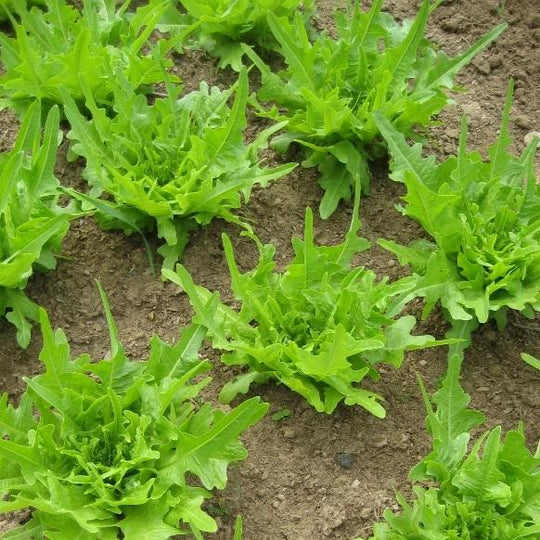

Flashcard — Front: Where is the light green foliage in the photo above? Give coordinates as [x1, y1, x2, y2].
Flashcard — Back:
[245, 0, 505, 218]
[174, 0, 313, 70]
[0, 289, 268, 539]
[375, 82, 540, 328]
[522, 353, 540, 371]
[164, 204, 447, 417]
[0, 102, 71, 347]
[63, 69, 295, 270]
[366, 340, 540, 539]
[0, 0, 175, 115]
[0, 0, 44, 20]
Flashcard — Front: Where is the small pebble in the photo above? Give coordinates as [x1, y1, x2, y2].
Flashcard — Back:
[524, 131, 540, 145]
[336, 452, 354, 469]
[477, 386, 490, 392]
[442, 18, 461, 33]
[529, 15, 540, 28]
[473, 59, 491, 75]
[374, 437, 388, 448]
[283, 428, 296, 439]
[277, 493, 285, 501]
[387, 259, 396, 268]
[360, 508, 372, 520]
[272, 500, 280, 509]
[515, 115, 531, 130]
[351, 478, 361, 489]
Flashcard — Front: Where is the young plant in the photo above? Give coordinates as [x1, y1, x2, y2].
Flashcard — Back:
[244, 0, 505, 218]
[164, 201, 448, 418]
[173, 0, 313, 70]
[0, 102, 72, 347]
[375, 81, 540, 330]
[62, 69, 295, 270]
[0, 287, 268, 539]
[0, 0, 175, 115]
[363, 341, 540, 539]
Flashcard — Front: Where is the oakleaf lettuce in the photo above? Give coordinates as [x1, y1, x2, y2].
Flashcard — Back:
[175, 0, 314, 70]
[0, 102, 72, 347]
[164, 201, 450, 417]
[0, 287, 267, 538]
[364, 335, 540, 539]
[0, 0, 176, 115]
[245, 0, 505, 217]
[375, 81, 540, 328]
[63, 68, 295, 270]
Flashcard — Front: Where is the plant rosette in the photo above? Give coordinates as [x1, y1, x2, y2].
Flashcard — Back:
[0, 286, 268, 539]
[244, 0, 505, 218]
[62, 68, 296, 270]
[375, 81, 540, 331]
[165, 200, 453, 418]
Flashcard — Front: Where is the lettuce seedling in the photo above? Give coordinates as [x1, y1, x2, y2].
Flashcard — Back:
[0, 0, 176, 115]
[244, 0, 505, 218]
[164, 201, 449, 418]
[174, 0, 313, 70]
[0, 102, 72, 347]
[363, 340, 540, 539]
[0, 287, 268, 539]
[375, 81, 540, 329]
[63, 68, 295, 270]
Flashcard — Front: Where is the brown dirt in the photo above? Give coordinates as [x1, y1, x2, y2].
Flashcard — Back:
[0, 0, 539, 539]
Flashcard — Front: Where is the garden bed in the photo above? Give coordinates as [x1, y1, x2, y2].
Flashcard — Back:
[0, 0, 539, 538]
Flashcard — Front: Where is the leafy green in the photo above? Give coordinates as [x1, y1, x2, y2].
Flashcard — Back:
[365, 337, 540, 539]
[244, 0, 505, 218]
[0, 102, 72, 347]
[0, 0, 44, 20]
[63, 68, 295, 269]
[164, 201, 449, 417]
[0, 287, 268, 539]
[171, 0, 313, 70]
[375, 81, 540, 329]
[522, 353, 540, 371]
[0, 0, 176, 115]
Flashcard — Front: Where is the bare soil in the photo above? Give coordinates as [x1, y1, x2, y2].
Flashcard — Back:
[0, 0, 539, 539]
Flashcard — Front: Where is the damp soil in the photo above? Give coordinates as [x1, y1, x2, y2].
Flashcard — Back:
[0, 0, 539, 539]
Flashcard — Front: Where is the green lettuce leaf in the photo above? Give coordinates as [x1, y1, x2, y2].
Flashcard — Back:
[0, 102, 73, 347]
[244, 0, 505, 216]
[164, 199, 451, 417]
[0, 286, 267, 538]
[364, 338, 540, 539]
[0, 0, 176, 115]
[63, 68, 295, 269]
[167, 0, 314, 70]
[376, 81, 540, 328]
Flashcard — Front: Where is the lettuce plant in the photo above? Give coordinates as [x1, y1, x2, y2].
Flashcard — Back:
[164, 202, 449, 417]
[0, 0, 175, 115]
[0, 288, 268, 539]
[244, 0, 505, 217]
[0, 102, 72, 347]
[375, 82, 540, 329]
[364, 342, 540, 539]
[175, 0, 313, 70]
[63, 69, 295, 270]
